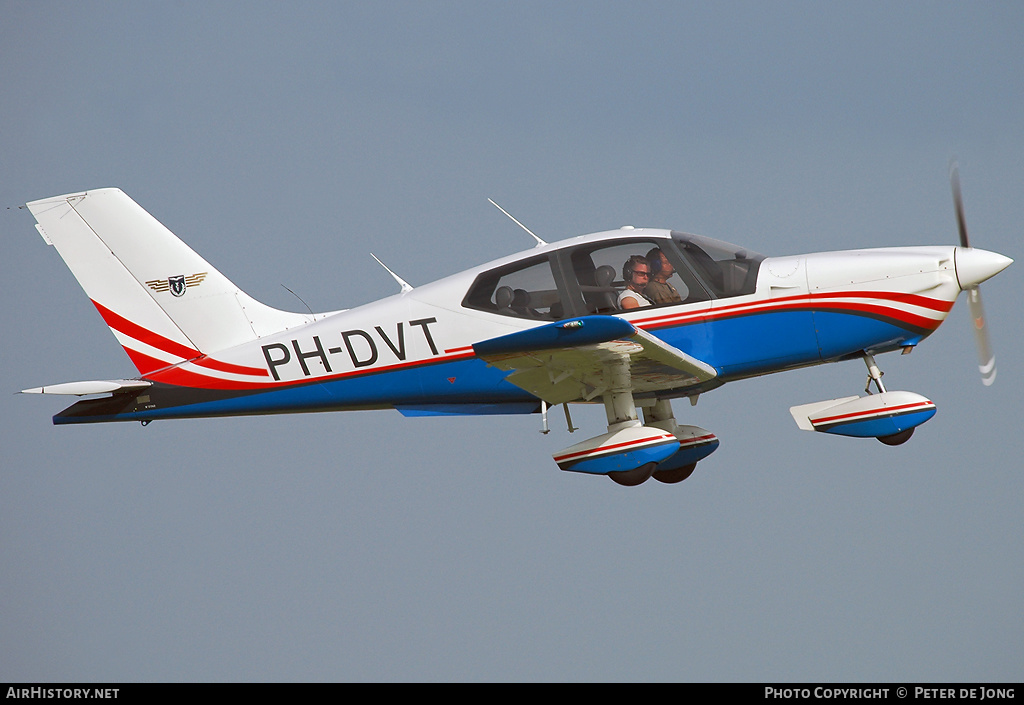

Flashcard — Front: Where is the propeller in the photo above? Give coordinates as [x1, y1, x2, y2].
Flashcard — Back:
[950, 163, 1000, 386]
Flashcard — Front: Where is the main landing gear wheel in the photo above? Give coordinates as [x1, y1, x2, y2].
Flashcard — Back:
[608, 462, 656, 486]
[653, 463, 696, 484]
[877, 428, 914, 446]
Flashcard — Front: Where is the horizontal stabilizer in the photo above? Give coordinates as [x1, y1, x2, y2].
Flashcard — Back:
[21, 380, 152, 396]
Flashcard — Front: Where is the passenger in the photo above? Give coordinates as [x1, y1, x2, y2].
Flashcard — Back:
[644, 247, 683, 305]
[618, 255, 653, 310]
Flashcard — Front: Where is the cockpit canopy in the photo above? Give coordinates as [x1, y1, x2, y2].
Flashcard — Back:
[462, 231, 764, 320]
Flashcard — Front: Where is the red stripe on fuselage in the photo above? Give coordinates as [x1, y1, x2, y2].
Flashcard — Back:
[632, 290, 952, 332]
[120, 288, 953, 391]
[92, 301, 286, 379]
[145, 347, 478, 390]
[121, 347, 175, 376]
[191, 355, 270, 377]
[92, 300, 200, 362]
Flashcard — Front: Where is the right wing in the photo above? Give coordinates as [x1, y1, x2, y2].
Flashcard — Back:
[473, 315, 718, 405]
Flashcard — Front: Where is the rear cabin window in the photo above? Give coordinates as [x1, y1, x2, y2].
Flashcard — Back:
[462, 256, 566, 320]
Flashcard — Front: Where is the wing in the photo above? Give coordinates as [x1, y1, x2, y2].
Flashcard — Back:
[473, 315, 717, 405]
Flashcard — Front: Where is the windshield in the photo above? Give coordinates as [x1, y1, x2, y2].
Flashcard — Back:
[672, 232, 764, 298]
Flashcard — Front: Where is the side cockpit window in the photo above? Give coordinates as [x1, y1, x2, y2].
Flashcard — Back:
[568, 239, 711, 314]
[462, 233, 764, 321]
[462, 256, 565, 320]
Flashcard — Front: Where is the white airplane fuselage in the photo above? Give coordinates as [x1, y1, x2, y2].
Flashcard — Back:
[22, 188, 1011, 482]
[48, 230, 1000, 424]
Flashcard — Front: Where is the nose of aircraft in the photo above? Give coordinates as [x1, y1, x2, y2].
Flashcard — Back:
[954, 247, 1013, 290]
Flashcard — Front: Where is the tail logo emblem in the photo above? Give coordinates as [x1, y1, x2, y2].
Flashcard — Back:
[168, 275, 186, 297]
[146, 272, 208, 297]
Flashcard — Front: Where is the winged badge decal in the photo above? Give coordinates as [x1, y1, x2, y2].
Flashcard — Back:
[146, 272, 208, 297]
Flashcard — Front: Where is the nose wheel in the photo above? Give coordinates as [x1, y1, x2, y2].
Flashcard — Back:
[864, 354, 920, 446]
[877, 428, 914, 446]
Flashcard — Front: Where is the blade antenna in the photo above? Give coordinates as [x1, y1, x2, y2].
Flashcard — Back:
[281, 284, 315, 318]
[370, 253, 414, 293]
[488, 198, 547, 247]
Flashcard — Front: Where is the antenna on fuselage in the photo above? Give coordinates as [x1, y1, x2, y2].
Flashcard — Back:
[281, 284, 315, 317]
[370, 253, 414, 293]
[488, 198, 547, 247]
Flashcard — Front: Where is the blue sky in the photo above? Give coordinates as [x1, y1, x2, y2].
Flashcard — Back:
[2, 1, 1022, 681]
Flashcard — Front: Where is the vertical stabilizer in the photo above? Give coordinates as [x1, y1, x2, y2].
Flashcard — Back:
[27, 188, 311, 374]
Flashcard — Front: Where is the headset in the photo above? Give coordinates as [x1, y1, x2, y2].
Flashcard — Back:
[622, 255, 650, 284]
[645, 247, 664, 275]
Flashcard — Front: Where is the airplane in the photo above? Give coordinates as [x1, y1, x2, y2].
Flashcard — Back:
[20, 169, 1012, 486]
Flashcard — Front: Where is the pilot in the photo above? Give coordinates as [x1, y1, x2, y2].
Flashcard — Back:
[618, 255, 653, 310]
[644, 247, 683, 305]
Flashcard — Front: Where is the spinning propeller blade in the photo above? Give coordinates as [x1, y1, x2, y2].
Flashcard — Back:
[950, 162, 971, 249]
[966, 288, 996, 386]
[950, 163, 1001, 386]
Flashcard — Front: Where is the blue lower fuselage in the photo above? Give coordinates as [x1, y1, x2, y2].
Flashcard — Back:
[53, 306, 928, 425]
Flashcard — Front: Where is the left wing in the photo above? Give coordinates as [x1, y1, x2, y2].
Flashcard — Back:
[473, 315, 717, 405]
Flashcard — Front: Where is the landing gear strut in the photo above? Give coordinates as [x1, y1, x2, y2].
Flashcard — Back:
[864, 354, 916, 445]
[551, 355, 719, 485]
[864, 353, 887, 394]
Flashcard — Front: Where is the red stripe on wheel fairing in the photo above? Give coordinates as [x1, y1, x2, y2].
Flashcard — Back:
[553, 433, 677, 464]
[812, 400, 935, 427]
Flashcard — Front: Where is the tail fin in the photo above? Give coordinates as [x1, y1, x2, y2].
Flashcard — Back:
[27, 188, 312, 374]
